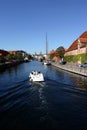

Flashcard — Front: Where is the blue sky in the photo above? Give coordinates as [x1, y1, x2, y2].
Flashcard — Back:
[0, 0, 87, 54]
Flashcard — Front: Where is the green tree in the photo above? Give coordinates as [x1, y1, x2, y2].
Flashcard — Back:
[56, 46, 65, 59]
[14, 54, 24, 60]
[6, 54, 13, 61]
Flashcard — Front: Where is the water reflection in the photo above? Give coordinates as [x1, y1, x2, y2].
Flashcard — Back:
[48, 66, 87, 91]
[64, 72, 87, 90]
[0, 61, 87, 130]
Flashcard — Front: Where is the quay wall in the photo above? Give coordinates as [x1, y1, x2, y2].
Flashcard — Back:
[51, 62, 87, 77]
[0, 61, 23, 71]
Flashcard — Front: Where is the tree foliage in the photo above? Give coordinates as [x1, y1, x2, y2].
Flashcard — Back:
[6, 54, 13, 61]
[56, 46, 65, 51]
[56, 46, 65, 58]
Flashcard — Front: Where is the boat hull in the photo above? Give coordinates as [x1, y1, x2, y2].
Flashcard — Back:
[29, 71, 44, 82]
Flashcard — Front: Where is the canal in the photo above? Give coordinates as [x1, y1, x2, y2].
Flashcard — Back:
[0, 60, 87, 130]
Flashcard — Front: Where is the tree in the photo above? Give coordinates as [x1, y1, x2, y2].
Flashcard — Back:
[6, 54, 13, 61]
[13, 54, 24, 60]
[49, 50, 56, 60]
[56, 46, 65, 59]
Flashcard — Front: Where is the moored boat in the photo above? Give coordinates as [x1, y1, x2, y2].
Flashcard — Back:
[43, 60, 51, 65]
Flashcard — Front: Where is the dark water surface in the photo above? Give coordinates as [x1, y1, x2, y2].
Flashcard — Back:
[0, 60, 87, 130]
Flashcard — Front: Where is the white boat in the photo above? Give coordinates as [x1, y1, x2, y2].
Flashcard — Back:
[43, 60, 51, 65]
[29, 71, 44, 82]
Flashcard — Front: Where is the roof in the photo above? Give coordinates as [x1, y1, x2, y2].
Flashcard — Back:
[79, 38, 87, 43]
[66, 31, 87, 52]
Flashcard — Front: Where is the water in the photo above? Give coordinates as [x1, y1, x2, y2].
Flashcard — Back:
[0, 60, 87, 130]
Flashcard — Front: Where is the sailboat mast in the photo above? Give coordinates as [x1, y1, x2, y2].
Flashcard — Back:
[46, 32, 48, 55]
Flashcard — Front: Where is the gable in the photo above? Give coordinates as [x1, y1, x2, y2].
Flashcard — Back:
[66, 31, 87, 52]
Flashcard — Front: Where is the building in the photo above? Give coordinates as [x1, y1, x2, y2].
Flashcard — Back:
[0, 49, 9, 57]
[0, 49, 9, 62]
[8, 50, 27, 57]
[64, 31, 87, 63]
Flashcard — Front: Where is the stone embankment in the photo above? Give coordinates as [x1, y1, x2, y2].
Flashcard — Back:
[51, 62, 87, 77]
[0, 61, 23, 71]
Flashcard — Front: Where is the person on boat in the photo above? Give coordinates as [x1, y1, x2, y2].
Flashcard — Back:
[38, 71, 41, 74]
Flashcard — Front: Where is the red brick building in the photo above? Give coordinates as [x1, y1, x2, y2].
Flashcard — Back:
[0, 49, 9, 57]
[65, 31, 87, 63]
[0, 49, 9, 62]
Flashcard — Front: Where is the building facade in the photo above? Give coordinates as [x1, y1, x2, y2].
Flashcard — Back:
[64, 31, 87, 63]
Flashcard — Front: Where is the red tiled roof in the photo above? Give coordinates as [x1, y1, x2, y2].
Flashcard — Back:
[66, 31, 87, 52]
[49, 50, 56, 54]
[79, 38, 87, 43]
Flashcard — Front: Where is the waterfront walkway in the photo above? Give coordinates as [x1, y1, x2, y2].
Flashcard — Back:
[51, 62, 87, 77]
